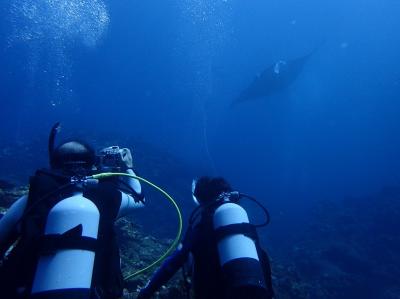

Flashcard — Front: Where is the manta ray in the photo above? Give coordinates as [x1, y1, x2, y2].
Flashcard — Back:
[232, 49, 317, 106]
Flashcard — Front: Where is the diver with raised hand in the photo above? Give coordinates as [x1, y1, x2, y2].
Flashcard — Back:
[137, 176, 274, 299]
[0, 123, 145, 299]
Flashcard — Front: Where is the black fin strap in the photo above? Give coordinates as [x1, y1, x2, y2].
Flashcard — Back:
[214, 223, 258, 242]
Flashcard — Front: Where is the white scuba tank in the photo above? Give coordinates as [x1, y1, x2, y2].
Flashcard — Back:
[213, 202, 267, 296]
[31, 193, 100, 299]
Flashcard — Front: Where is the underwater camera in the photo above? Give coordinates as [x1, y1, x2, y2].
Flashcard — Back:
[96, 146, 125, 172]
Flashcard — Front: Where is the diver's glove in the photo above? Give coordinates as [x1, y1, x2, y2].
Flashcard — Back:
[120, 147, 133, 170]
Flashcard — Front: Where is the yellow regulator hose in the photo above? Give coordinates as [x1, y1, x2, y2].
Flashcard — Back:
[90, 172, 183, 280]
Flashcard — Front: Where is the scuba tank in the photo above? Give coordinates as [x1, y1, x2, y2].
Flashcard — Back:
[30, 123, 100, 298]
[31, 192, 99, 299]
[212, 194, 270, 298]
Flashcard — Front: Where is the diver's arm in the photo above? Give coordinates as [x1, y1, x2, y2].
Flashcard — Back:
[138, 244, 190, 299]
[117, 168, 145, 218]
[0, 195, 28, 254]
[137, 229, 193, 299]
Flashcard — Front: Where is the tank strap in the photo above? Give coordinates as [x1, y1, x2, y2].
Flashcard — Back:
[214, 223, 258, 242]
[39, 225, 97, 254]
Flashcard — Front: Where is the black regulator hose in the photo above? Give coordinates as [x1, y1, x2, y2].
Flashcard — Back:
[239, 193, 271, 228]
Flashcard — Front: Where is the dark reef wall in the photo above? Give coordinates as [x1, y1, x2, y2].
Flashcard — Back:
[288, 186, 400, 299]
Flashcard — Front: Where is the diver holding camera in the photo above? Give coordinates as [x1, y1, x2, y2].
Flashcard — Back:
[96, 145, 145, 208]
[97, 145, 130, 172]
[0, 123, 144, 299]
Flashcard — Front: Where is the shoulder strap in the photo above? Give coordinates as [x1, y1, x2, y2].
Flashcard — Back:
[26, 169, 72, 208]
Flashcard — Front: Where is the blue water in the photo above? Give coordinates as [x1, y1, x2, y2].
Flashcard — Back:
[1, 0, 400, 297]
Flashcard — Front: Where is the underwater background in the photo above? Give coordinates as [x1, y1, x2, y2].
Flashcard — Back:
[1, 0, 400, 298]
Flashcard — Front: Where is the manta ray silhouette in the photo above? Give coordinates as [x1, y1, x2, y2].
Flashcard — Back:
[232, 49, 317, 106]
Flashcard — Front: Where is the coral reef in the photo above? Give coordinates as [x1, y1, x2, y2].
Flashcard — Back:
[0, 185, 29, 208]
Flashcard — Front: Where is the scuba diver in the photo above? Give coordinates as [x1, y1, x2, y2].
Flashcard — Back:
[0, 123, 145, 299]
[137, 176, 274, 299]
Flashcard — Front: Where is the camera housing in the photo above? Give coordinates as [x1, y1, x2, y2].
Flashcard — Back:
[96, 146, 124, 172]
